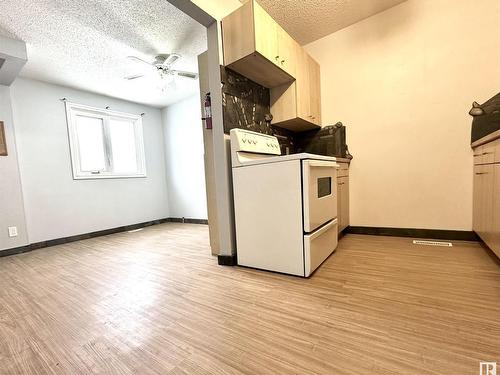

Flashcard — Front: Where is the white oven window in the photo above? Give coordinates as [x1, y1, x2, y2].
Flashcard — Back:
[65, 102, 146, 179]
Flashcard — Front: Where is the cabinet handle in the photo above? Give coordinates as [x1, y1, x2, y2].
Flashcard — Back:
[281, 59, 285, 64]
[482, 152, 493, 155]
[475, 172, 488, 175]
[275, 55, 279, 60]
[473, 154, 482, 157]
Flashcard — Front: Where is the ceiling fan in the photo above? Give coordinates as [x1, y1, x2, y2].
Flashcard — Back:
[124, 53, 198, 81]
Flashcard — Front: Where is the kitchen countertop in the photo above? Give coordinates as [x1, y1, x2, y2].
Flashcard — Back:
[335, 157, 352, 163]
[471, 129, 500, 148]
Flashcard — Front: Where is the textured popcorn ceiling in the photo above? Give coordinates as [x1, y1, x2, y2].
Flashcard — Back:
[253, 0, 407, 45]
[0, 0, 207, 107]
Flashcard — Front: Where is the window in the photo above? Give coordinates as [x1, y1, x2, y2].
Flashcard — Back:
[65, 102, 146, 179]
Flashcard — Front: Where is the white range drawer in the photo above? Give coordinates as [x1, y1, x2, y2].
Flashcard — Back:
[304, 218, 338, 277]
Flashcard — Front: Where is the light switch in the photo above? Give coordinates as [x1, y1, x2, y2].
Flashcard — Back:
[8, 226, 18, 237]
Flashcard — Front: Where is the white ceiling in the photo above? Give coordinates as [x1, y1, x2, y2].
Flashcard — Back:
[0, 0, 207, 108]
[253, 0, 408, 45]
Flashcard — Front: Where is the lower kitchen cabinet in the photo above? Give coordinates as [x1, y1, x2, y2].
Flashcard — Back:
[493, 164, 500, 256]
[472, 137, 500, 258]
[337, 161, 350, 234]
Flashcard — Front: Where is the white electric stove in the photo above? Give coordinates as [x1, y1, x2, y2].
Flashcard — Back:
[230, 128, 339, 277]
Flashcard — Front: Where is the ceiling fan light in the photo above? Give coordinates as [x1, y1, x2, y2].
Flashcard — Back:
[160, 72, 175, 84]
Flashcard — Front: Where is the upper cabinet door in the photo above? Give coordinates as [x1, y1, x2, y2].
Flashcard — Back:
[295, 48, 311, 122]
[308, 55, 321, 126]
[276, 26, 298, 77]
[253, 1, 279, 65]
[221, 0, 255, 65]
[296, 50, 322, 126]
[222, 0, 296, 88]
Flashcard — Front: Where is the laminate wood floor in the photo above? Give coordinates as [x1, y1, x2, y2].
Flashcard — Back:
[0, 223, 499, 374]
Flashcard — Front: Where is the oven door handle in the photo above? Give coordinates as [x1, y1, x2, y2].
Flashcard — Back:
[307, 161, 339, 168]
[308, 218, 338, 240]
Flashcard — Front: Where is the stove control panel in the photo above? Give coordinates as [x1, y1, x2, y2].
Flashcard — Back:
[230, 128, 281, 155]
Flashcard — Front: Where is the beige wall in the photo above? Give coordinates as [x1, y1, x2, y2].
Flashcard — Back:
[191, 0, 241, 63]
[306, 0, 500, 230]
[191, 0, 241, 20]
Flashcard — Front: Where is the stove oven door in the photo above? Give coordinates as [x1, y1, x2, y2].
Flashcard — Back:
[302, 160, 338, 232]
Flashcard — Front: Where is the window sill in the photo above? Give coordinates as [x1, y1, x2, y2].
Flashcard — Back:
[72, 174, 147, 180]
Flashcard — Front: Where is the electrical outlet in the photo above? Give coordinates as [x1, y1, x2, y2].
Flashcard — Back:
[8, 226, 18, 237]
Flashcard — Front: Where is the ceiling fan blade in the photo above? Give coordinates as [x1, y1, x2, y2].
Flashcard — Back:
[163, 53, 181, 67]
[172, 70, 198, 80]
[124, 74, 145, 80]
[126, 56, 153, 66]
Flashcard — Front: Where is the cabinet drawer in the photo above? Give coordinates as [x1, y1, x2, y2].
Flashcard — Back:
[337, 163, 349, 177]
[483, 138, 500, 164]
[473, 138, 500, 165]
[473, 145, 484, 165]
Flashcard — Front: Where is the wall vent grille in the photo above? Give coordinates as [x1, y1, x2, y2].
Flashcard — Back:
[412, 240, 453, 247]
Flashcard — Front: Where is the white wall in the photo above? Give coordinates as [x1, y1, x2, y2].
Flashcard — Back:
[306, 0, 500, 230]
[10, 78, 170, 243]
[162, 95, 207, 220]
[0, 85, 28, 250]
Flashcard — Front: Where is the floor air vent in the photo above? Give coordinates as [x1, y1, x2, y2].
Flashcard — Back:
[412, 240, 453, 247]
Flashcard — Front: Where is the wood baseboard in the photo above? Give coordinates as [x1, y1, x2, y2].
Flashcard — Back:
[0, 218, 208, 258]
[166, 218, 209, 225]
[346, 226, 478, 241]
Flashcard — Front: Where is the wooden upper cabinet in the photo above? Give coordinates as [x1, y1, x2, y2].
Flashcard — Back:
[297, 51, 321, 126]
[276, 25, 299, 78]
[253, 1, 279, 64]
[222, 0, 322, 132]
[295, 48, 311, 123]
[308, 55, 321, 125]
[270, 49, 322, 131]
[222, 0, 296, 88]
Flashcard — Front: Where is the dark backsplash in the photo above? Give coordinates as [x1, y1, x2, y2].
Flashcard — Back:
[471, 92, 500, 143]
[221, 67, 296, 154]
[221, 66, 352, 159]
[295, 125, 350, 158]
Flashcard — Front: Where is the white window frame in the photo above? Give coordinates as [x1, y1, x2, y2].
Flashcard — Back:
[65, 102, 147, 180]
